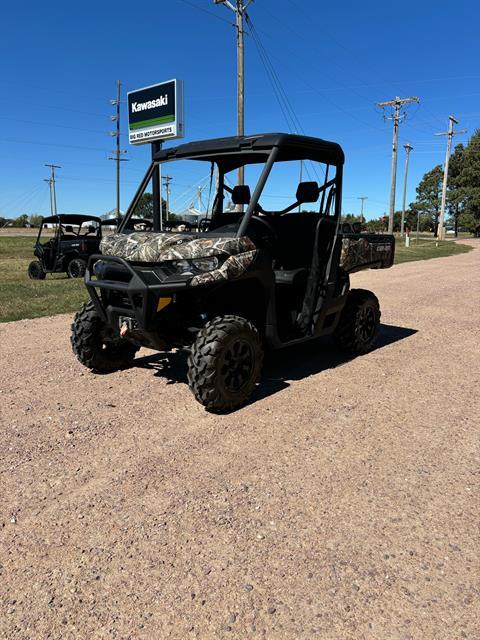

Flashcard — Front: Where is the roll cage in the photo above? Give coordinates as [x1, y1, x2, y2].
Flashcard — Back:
[118, 133, 344, 236]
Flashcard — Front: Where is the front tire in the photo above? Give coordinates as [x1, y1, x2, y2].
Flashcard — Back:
[67, 258, 86, 279]
[28, 260, 46, 280]
[187, 315, 263, 412]
[334, 289, 380, 355]
[71, 301, 139, 372]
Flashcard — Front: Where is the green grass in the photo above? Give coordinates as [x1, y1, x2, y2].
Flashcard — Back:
[0, 237, 89, 323]
[394, 238, 472, 264]
[0, 235, 475, 323]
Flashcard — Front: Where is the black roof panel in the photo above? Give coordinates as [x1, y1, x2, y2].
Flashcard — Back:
[42, 214, 101, 224]
[154, 133, 344, 169]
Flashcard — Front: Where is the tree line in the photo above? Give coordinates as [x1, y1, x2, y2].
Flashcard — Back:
[343, 129, 480, 236]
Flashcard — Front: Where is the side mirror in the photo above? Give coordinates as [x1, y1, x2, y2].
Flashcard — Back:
[296, 181, 319, 203]
[231, 185, 251, 205]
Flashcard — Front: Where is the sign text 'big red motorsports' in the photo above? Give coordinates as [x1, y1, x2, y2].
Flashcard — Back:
[127, 79, 184, 145]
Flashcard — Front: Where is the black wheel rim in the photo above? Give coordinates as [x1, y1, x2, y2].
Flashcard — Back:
[357, 305, 377, 343]
[99, 326, 123, 354]
[29, 263, 41, 278]
[220, 338, 254, 392]
[69, 261, 80, 278]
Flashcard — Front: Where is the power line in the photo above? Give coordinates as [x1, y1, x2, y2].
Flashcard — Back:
[0, 138, 111, 152]
[244, 14, 323, 181]
[178, 0, 234, 24]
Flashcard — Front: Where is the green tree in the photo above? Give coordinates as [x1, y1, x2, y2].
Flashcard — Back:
[12, 214, 29, 227]
[29, 214, 43, 227]
[410, 165, 443, 235]
[134, 192, 169, 220]
[450, 130, 480, 234]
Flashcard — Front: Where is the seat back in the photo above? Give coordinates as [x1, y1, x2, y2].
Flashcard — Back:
[274, 212, 319, 270]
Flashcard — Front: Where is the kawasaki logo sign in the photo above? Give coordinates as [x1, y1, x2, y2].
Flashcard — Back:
[127, 79, 184, 145]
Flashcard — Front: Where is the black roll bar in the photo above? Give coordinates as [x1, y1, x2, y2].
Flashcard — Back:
[236, 146, 280, 238]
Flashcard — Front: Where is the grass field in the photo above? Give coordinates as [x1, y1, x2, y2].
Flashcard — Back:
[0, 237, 89, 323]
[0, 235, 474, 323]
[394, 237, 472, 264]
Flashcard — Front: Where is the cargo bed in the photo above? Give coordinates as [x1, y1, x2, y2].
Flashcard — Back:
[339, 233, 395, 273]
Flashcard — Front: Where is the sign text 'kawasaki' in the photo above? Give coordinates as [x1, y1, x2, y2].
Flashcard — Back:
[127, 79, 184, 145]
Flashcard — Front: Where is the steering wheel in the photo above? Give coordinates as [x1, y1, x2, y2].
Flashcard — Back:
[253, 203, 278, 218]
[248, 215, 278, 250]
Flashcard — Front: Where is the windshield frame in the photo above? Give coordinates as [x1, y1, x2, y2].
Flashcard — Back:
[118, 144, 342, 236]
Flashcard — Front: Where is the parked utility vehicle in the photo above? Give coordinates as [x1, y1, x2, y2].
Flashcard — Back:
[71, 133, 395, 411]
[28, 214, 102, 279]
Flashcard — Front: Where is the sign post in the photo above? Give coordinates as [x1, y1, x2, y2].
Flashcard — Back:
[127, 79, 184, 231]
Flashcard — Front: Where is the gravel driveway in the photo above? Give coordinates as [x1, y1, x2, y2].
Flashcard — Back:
[1, 240, 479, 639]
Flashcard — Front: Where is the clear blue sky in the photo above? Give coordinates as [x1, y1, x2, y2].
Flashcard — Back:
[1, 0, 478, 220]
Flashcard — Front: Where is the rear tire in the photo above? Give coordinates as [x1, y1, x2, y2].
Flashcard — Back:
[334, 288, 380, 355]
[67, 258, 86, 279]
[187, 314, 263, 412]
[28, 260, 46, 280]
[71, 300, 139, 372]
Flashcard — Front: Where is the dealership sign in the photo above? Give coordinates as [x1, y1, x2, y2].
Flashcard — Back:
[127, 79, 184, 145]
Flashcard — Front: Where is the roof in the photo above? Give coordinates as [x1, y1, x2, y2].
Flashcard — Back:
[154, 133, 344, 171]
[42, 214, 101, 224]
[101, 217, 152, 227]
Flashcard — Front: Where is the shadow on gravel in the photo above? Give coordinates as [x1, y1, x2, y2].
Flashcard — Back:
[131, 323, 417, 409]
[133, 350, 189, 385]
[253, 323, 418, 404]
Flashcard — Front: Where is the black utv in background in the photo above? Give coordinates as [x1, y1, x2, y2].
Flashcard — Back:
[71, 133, 395, 411]
[28, 214, 102, 279]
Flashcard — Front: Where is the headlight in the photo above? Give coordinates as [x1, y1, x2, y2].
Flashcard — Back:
[171, 256, 219, 274]
[192, 256, 219, 272]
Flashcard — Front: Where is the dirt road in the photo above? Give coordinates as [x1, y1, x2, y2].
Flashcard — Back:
[1, 241, 479, 639]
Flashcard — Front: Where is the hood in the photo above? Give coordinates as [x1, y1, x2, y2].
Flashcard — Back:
[100, 231, 256, 263]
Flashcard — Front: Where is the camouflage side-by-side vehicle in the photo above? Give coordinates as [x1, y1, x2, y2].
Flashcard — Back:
[71, 133, 395, 411]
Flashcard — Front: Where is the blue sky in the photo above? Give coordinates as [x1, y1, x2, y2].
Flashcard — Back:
[0, 0, 478, 221]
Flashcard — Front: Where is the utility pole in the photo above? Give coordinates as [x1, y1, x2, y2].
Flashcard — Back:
[44, 178, 54, 216]
[109, 80, 128, 219]
[357, 196, 368, 224]
[434, 115, 467, 240]
[298, 160, 303, 212]
[162, 176, 172, 222]
[45, 164, 61, 215]
[214, 0, 253, 188]
[197, 185, 205, 211]
[376, 96, 419, 234]
[400, 143, 413, 238]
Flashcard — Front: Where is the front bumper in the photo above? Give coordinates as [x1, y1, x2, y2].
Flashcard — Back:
[85, 254, 191, 331]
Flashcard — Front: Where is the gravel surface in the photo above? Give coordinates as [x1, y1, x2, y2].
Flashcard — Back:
[1, 240, 479, 639]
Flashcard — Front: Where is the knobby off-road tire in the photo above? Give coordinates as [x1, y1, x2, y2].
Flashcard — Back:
[334, 288, 381, 355]
[71, 300, 139, 373]
[187, 315, 264, 412]
[67, 258, 86, 279]
[28, 260, 46, 280]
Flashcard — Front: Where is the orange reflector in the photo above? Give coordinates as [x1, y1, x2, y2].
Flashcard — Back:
[157, 296, 172, 312]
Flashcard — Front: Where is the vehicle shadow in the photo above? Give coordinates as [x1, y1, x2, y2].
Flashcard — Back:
[132, 323, 417, 409]
[254, 323, 417, 404]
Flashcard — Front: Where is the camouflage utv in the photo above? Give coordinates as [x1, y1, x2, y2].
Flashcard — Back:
[71, 133, 394, 411]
